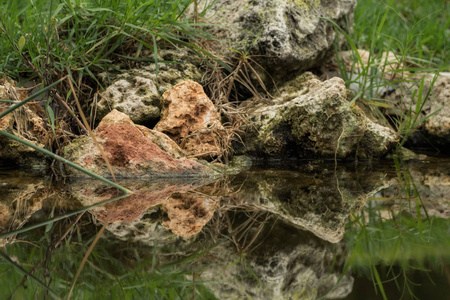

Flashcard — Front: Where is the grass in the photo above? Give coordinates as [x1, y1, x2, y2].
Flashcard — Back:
[1, 0, 449, 298]
[0, 1, 213, 296]
[353, 0, 449, 68]
[0, 0, 217, 140]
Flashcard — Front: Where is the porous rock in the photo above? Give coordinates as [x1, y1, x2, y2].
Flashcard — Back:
[96, 49, 203, 126]
[201, 0, 356, 80]
[154, 80, 226, 160]
[385, 73, 450, 150]
[63, 109, 220, 178]
[240, 73, 398, 159]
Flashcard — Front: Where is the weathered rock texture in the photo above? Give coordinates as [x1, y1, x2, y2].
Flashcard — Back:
[378, 156, 450, 220]
[202, 0, 356, 80]
[0, 80, 50, 167]
[385, 73, 450, 150]
[240, 73, 398, 159]
[96, 49, 203, 126]
[154, 80, 226, 160]
[64, 109, 220, 178]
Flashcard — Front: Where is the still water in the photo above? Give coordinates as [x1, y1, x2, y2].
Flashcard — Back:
[1, 155, 449, 299]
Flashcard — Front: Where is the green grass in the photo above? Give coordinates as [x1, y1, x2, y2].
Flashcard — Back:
[0, 0, 216, 138]
[340, 155, 450, 300]
[353, 0, 449, 68]
[0, 0, 212, 80]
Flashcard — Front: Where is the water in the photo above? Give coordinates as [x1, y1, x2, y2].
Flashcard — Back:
[1, 155, 449, 299]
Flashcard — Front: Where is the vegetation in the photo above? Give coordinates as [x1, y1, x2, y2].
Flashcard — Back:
[0, 0, 215, 142]
[340, 155, 450, 299]
[353, 0, 449, 67]
[0, 0, 449, 299]
[331, 0, 448, 147]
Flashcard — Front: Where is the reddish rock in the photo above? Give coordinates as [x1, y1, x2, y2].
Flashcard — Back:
[64, 109, 220, 178]
[154, 80, 226, 160]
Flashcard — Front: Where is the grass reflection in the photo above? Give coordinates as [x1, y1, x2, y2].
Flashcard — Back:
[0, 218, 218, 299]
[343, 156, 450, 299]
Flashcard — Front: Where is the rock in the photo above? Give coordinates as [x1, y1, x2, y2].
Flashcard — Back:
[0, 80, 50, 168]
[239, 73, 398, 159]
[0, 172, 70, 246]
[63, 109, 221, 178]
[96, 49, 203, 126]
[379, 156, 450, 220]
[134, 125, 187, 159]
[154, 80, 227, 160]
[385, 73, 450, 150]
[200, 0, 356, 80]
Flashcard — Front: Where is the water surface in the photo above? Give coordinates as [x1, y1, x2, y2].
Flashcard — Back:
[1, 155, 449, 299]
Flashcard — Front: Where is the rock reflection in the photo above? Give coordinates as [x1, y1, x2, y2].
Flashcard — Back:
[200, 214, 354, 299]
[68, 178, 219, 239]
[0, 171, 52, 245]
[211, 162, 396, 243]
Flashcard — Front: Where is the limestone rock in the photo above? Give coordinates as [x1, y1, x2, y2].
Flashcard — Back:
[164, 192, 218, 238]
[63, 109, 220, 178]
[200, 0, 356, 80]
[240, 73, 398, 159]
[385, 73, 450, 150]
[215, 162, 396, 243]
[96, 49, 203, 126]
[154, 80, 226, 160]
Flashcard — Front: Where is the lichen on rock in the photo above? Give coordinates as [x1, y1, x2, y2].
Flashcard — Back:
[198, 0, 356, 80]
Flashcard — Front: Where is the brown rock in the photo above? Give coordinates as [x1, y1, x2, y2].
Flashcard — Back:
[64, 109, 220, 178]
[154, 80, 225, 160]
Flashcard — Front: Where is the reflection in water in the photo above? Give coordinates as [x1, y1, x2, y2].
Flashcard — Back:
[0, 157, 449, 299]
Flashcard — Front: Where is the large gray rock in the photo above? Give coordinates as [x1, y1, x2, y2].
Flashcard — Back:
[239, 73, 398, 159]
[214, 161, 396, 243]
[95, 49, 203, 126]
[202, 0, 356, 79]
